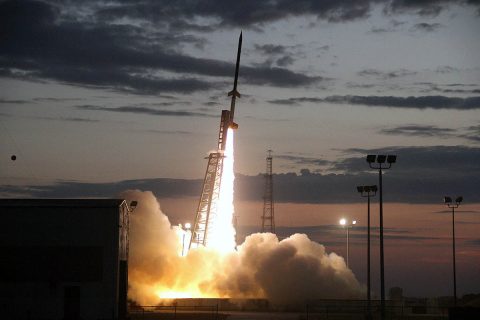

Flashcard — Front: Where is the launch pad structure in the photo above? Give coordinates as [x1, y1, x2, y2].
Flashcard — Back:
[261, 150, 275, 233]
[189, 32, 242, 249]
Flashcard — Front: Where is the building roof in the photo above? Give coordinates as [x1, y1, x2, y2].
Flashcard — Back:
[0, 198, 126, 208]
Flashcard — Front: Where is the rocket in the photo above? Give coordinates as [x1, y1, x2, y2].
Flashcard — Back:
[217, 32, 242, 151]
[227, 31, 242, 129]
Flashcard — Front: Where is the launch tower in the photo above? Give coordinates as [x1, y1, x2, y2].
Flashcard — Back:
[261, 150, 275, 233]
[189, 33, 242, 249]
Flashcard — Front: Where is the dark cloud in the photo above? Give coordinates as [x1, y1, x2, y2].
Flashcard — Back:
[5, 145, 478, 203]
[75, 105, 215, 118]
[357, 68, 417, 79]
[0, 99, 30, 104]
[385, 0, 473, 16]
[0, 0, 322, 95]
[435, 66, 460, 74]
[379, 125, 456, 137]
[254, 44, 287, 55]
[379, 124, 480, 143]
[415, 82, 480, 95]
[276, 154, 332, 167]
[88, 0, 480, 29]
[325, 95, 480, 109]
[461, 125, 480, 142]
[410, 22, 444, 32]
[269, 95, 480, 110]
[276, 56, 295, 67]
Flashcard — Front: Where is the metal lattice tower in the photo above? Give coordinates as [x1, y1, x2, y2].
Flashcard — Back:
[261, 150, 275, 233]
[189, 112, 229, 248]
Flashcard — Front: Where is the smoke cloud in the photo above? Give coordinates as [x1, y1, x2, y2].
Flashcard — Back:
[121, 190, 363, 306]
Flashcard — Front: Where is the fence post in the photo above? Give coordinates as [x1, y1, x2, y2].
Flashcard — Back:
[306, 303, 309, 320]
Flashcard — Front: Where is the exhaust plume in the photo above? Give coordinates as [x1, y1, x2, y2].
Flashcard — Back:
[121, 190, 363, 306]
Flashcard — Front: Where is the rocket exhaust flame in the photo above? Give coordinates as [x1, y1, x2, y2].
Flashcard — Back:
[207, 128, 236, 252]
[122, 190, 364, 306]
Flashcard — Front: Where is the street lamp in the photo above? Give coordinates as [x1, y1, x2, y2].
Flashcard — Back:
[340, 218, 357, 268]
[357, 185, 377, 319]
[444, 196, 463, 307]
[182, 223, 191, 257]
[366, 154, 396, 320]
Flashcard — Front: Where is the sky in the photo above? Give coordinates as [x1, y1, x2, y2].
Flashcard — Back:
[1, 0, 479, 298]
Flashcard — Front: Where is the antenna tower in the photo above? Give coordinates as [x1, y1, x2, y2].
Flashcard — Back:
[261, 150, 275, 233]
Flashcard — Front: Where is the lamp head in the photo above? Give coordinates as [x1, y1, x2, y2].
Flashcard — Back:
[455, 196, 463, 204]
[185, 222, 191, 230]
[376, 155, 387, 163]
[387, 155, 397, 164]
[371, 185, 378, 192]
[444, 196, 452, 204]
[339, 218, 346, 226]
[357, 186, 364, 193]
[352, 220, 357, 225]
[366, 155, 376, 163]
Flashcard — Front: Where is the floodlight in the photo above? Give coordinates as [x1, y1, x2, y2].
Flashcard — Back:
[387, 155, 397, 164]
[444, 196, 452, 203]
[129, 201, 138, 208]
[455, 196, 463, 203]
[185, 222, 191, 230]
[352, 220, 357, 225]
[366, 155, 376, 163]
[340, 218, 346, 226]
[371, 185, 378, 192]
[357, 186, 364, 193]
[376, 155, 387, 163]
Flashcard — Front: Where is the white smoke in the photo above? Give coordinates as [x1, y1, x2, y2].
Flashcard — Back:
[121, 190, 364, 306]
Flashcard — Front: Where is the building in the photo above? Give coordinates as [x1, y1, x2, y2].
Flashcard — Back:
[0, 199, 133, 319]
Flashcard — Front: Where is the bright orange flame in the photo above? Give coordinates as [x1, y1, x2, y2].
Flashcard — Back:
[207, 128, 236, 252]
[150, 129, 237, 300]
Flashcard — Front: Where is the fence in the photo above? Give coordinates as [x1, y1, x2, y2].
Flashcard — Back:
[129, 304, 219, 320]
[305, 300, 449, 320]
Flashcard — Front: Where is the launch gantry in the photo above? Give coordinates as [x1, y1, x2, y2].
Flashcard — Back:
[189, 33, 242, 249]
[261, 150, 275, 233]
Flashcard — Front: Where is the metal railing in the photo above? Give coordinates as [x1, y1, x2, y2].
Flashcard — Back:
[129, 304, 219, 320]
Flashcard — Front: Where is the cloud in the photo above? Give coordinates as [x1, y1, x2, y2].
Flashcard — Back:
[0, 99, 30, 104]
[410, 22, 444, 32]
[76, 105, 216, 118]
[0, 0, 322, 95]
[357, 68, 418, 79]
[379, 125, 456, 137]
[276, 154, 332, 167]
[254, 44, 287, 55]
[461, 125, 480, 142]
[94, 0, 480, 28]
[268, 95, 480, 110]
[385, 0, 472, 17]
[6, 145, 478, 204]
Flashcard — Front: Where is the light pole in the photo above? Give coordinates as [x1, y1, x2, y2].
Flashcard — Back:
[357, 185, 377, 319]
[366, 154, 396, 320]
[444, 196, 463, 307]
[340, 218, 357, 268]
[182, 222, 191, 257]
